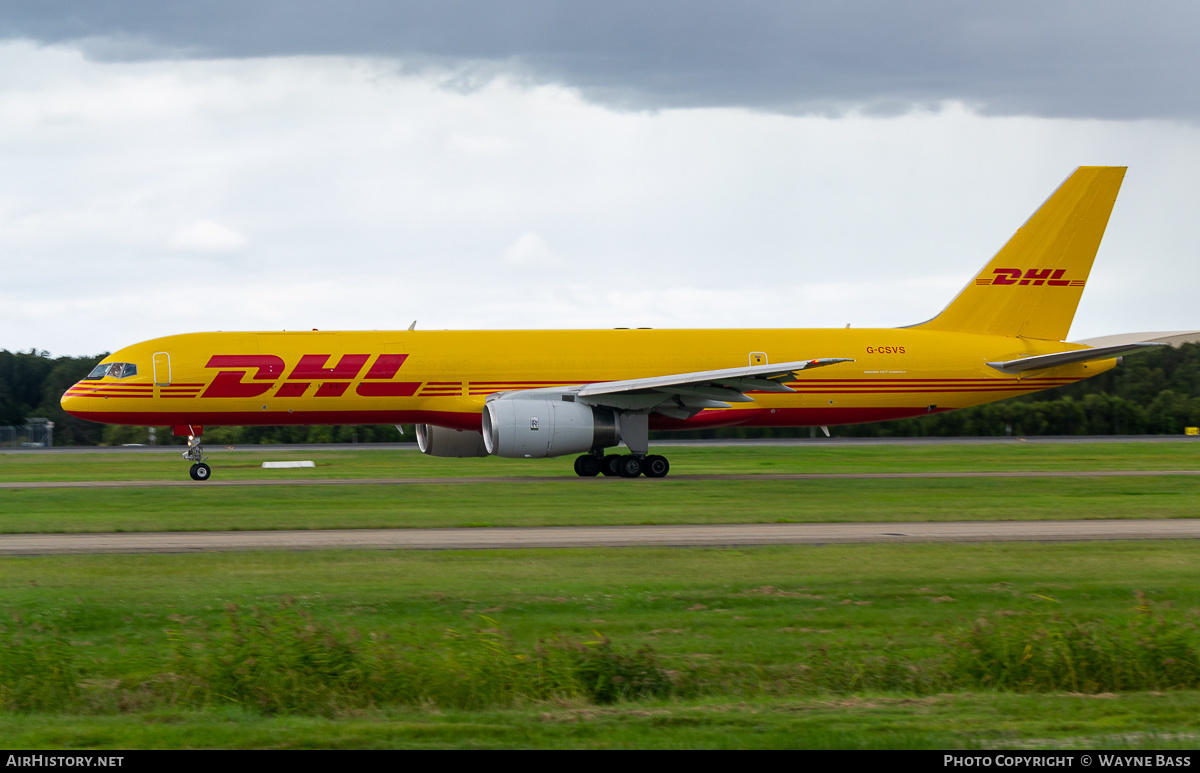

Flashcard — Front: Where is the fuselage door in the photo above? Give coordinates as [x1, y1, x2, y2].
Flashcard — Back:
[153, 352, 171, 386]
[749, 352, 767, 366]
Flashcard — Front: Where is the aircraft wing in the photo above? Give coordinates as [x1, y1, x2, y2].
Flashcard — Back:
[986, 342, 1166, 374]
[570, 358, 854, 417]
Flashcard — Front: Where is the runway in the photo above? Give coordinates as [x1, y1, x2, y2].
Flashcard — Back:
[2, 519, 1198, 555]
[4, 469, 1200, 489]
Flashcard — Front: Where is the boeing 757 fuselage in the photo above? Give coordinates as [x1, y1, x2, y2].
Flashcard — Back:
[62, 167, 1175, 480]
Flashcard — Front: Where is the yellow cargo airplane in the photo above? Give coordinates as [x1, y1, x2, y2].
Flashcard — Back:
[62, 166, 1172, 480]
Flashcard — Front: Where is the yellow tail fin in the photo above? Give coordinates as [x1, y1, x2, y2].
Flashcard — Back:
[915, 166, 1126, 341]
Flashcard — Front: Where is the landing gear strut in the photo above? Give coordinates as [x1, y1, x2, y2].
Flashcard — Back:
[182, 432, 212, 481]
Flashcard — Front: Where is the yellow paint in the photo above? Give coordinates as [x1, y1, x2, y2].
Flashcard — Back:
[917, 166, 1125, 341]
[60, 167, 1129, 435]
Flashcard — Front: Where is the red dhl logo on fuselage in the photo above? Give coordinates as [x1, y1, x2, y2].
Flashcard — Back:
[975, 268, 1086, 287]
[202, 354, 420, 398]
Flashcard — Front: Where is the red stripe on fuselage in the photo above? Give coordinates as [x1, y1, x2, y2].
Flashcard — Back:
[355, 382, 421, 397]
[69, 409, 485, 431]
[68, 404, 956, 433]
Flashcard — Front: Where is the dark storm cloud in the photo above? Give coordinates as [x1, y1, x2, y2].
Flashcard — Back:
[2, 0, 1197, 119]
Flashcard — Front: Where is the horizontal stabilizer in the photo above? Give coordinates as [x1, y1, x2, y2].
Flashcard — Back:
[987, 342, 1165, 374]
[1072, 331, 1200, 348]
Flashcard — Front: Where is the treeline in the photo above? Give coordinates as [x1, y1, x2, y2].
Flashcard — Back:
[98, 422, 405, 446]
[0, 350, 107, 445]
[4, 344, 1200, 446]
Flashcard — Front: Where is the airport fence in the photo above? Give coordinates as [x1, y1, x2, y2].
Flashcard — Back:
[0, 419, 53, 448]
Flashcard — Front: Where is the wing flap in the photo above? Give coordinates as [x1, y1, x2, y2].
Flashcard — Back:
[488, 358, 855, 416]
[575, 358, 853, 398]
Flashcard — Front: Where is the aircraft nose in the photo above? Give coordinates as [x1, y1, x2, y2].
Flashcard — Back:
[60, 383, 91, 418]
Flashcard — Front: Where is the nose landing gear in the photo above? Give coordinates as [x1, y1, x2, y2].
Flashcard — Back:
[181, 430, 212, 481]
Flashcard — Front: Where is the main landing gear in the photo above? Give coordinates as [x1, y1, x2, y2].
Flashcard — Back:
[572, 413, 667, 478]
[573, 452, 670, 479]
[183, 433, 212, 481]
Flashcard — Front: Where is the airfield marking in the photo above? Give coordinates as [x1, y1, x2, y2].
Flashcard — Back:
[1, 519, 1199, 555]
[3, 469, 1200, 489]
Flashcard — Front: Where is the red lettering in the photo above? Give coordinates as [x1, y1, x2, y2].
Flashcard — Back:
[364, 354, 409, 379]
[204, 355, 285, 380]
[315, 383, 351, 397]
[201, 352, 414, 400]
[1019, 268, 1053, 286]
[287, 354, 370, 380]
[989, 268, 1073, 286]
[202, 371, 275, 398]
[991, 268, 1022, 285]
[276, 382, 309, 397]
[202, 355, 285, 398]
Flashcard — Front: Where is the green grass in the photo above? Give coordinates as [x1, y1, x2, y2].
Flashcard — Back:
[3, 441, 1200, 482]
[3, 693, 1200, 749]
[2, 476, 1199, 533]
[1, 542, 1200, 747]
[4, 542, 1196, 677]
[7, 472, 1200, 535]
[3, 443, 1200, 747]
[2, 443, 1200, 533]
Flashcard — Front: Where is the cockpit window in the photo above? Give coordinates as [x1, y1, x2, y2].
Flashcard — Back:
[83, 362, 138, 380]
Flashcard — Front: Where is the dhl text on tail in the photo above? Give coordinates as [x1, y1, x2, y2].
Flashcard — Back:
[62, 167, 1188, 480]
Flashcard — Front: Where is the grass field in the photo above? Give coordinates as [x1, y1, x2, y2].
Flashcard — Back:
[3, 443, 1200, 533]
[4, 441, 1200, 481]
[1, 543, 1200, 748]
[5, 476, 1200, 533]
[1, 442, 1199, 748]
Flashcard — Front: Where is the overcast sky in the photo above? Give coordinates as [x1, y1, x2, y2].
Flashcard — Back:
[2, 2, 1198, 356]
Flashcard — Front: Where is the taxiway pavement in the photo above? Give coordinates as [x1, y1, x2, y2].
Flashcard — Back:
[2, 519, 1198, 555]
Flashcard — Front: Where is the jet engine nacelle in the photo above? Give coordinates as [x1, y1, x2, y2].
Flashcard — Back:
[482, 398, 620, 458]
[415, 424, 489, 457]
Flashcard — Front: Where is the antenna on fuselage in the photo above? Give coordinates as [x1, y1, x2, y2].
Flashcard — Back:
[408, 320, 417, 331]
